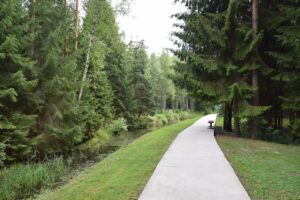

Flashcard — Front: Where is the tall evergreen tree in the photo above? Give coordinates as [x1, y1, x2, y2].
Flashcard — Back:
[129, 41, 154, 117]
[173, 0, 269, 134]
[0, 0, 37, 163]
[269, 1, 300, 138]
[82, 0, 135, 124]
[30, 0, 83, 153]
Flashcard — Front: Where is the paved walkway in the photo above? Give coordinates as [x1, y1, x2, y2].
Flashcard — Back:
[139, 114, 251, 200]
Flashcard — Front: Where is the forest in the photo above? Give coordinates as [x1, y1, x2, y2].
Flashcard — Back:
[0, 0, 193, 167]
[173, 0, 300, 142]
[0, 0, 299, 199]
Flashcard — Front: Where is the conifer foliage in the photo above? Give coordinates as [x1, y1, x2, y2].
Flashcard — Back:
[0, 0, 37, 164]
[174, 0, 300, 140]
[0, 0, 192, 165]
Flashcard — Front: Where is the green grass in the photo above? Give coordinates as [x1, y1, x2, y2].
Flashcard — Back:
[216, 136, 300, 200]
[35, 116, 201, 200]
[0, 158, 67, 200]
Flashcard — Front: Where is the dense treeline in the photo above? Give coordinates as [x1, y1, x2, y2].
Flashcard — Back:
[0, 0, 192, 166]
[173, 0, 300, 142]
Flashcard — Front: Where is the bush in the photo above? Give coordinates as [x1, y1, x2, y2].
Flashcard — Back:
[131, 116, 153, 130]
[156, 114, 169, 125]
[291, 119, 300, 137]
[0, 157, 67, 200]
[145, 111, 193, 129]
[76, 130, 112, 161]
[178, 111, 191, 120]
[109, 118, 128, 135]
[165, 111, 179, 123]
[258, 126, 294, 144]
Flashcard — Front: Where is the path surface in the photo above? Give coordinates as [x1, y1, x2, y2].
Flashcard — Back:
[138, 114, 251, 200]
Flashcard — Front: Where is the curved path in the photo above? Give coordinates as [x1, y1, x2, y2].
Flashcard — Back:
[139, 114, 251, 200]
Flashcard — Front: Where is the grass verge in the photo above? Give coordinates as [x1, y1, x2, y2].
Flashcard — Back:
[216, 135, 300, 200]
[35, 116, 201, 200]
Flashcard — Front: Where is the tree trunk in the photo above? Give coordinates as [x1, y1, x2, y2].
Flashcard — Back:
[190, 97, 195, 110]
[78, 35, 92, 100]
[223, 102, 232, 131]
[185, 96, 189, 110]
[233, 99, 240, 136]
[64, 0, 68, 57]
[251, 0, 259, 138]
[31, 0, 35, 57]
[74, 0, 79, 51]
[78, 2, 100, 100]
[163, 95, 167, 110]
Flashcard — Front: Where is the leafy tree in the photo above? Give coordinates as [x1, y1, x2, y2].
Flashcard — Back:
[147, 52, 176, 110]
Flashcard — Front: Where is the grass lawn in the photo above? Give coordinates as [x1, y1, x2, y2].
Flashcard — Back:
[35, 116, 201, 200]
[216, 135, 300, 200]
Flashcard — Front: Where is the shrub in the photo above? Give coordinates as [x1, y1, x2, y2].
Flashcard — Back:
[258, 126, 294, 144]
[156, 114, 168, 125]
[178, 111, 191, 120]
[109, 118, 128, 135]
[145, 111, 194, 129]
[165, 111, 179, 123]
[146, 116, 160, 128]
[76, 129, 112, 160]
[0, 157, 67, 200]
[291, 119, 300, 137]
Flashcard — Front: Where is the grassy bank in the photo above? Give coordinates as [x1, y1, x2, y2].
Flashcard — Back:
[35, 116, 200, 200]
[0, 111, 197, 200]
[216, 136, 300, 200]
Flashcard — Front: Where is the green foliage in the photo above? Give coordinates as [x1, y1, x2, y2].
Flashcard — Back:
[291, 119, 300, 138]
[109, 118, 128, 135]
[258, 126, 293, 144]
[144, 111, 192, 129]
[0, 157, 67, 200]
[128, 41, 155, 117]
[0, 143, 5, 167]
[269, 2, 300, 116]
[146, 52, 178, 110]
[174, 0, 300, 138]
[0, 0, 37, 162]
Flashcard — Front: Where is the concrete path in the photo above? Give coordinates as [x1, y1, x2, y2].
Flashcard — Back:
[138, 114, 251, 200]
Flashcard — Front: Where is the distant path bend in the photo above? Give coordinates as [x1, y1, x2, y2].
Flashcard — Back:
[139, 114, 251, 200]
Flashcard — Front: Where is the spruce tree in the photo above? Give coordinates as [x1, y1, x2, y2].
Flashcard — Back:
[173, 0, 269, 133]
[269, 1, 300, 138]
[0, 0, 37, 163]
[31, 0, 83, 153]
[129, 41, 154, 117]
